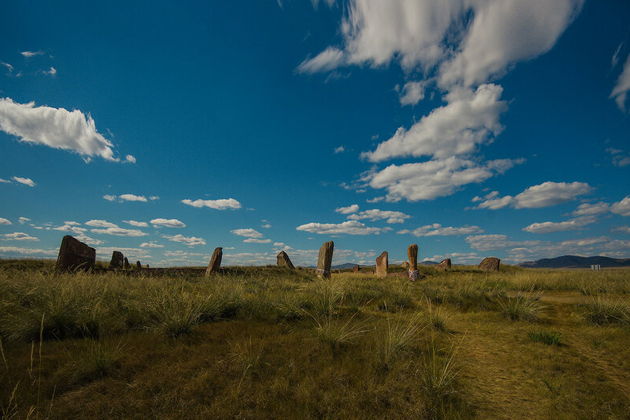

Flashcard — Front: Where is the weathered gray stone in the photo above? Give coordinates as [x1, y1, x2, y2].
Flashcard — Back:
[205, 247, 223, 276]
[123, 257, 130, 270]
[375, 251, 388, 278]
[55, 235, 96, 272]
[109, 251, 124, 269]
[479, 257, 500, 272]
[437, 258, 452, 271]
[316, 241, 334, 279]
[277, 251, 295, 269]
[353, 264, 360, 273]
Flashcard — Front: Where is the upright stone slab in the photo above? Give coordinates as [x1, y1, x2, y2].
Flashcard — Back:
[55, 235, 96, 272]
[136, 261, 142, 269]
[437, 258, 452, 271]
[277, 251, 295, 269]
[479, 257, 500, 272]
[109, 251, 124, 269]
[407, 244, 419, 280]
[123, 257, 131, 270]
[316, 241, 334, 279]
[375, 251, 388, 278]
[205, 247, 223, 276]
[353, 264, 360, 273]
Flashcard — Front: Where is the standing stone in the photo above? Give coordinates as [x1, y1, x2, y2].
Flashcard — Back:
[136, 261, 142, 269]
[375, 251, 388, 278]
[353, 264, 360, 273]
[479, 257, 500, 272]
[109, 251, 124, 269]
[316, 241, 334, 279]
[437, 258, 452, 271]
[55, 235, 96, 272]
[205, 247, 223, 276]
[123, 257, 131, 270]
[407, 244, 419, 280]
[277, 251, 295, 269]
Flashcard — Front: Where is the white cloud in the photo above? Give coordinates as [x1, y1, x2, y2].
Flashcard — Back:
[522, 216, 596, 234]
[243, 238, 272, 244]
[12, 176, 36, 187]
[0, 218, 11, 225]
[476, 181, 592, 210]
[85, 219, 118, 228]
[123, 220, 148, 227]
[613, 226, 630, 234]
[125, 154, 136, 163]
[298, 0, 582, 88]
[573, 202, 610, 216]
[0, 98, 118, 161]
[611, 55, 630, 112]
[163, 234, 206, 246]
[364, 84, 506, 162]
[0, 178, 11, 183]
[606, 147, 630, 167]
[119, 194, 148, 202]
[149, 196, 159, 201]
[466, 234, 540, 252]
[103, 195, 117, 201]
[367, 157, 521, 202]
[150, 218, 186, 228]
[0, 246, 56, 256]
[611, 196, 630, 217]
[231, 228, 263, 239]
[296, 220, 391, 235]
[2, 232, 39, 241]
[91, 227, 147, 237]
[398, 81, 426, 106]
[140, 241, 164, 248]
[181, 198, 241, 210]
[20, 51, 44, 58]
[399, 223, 483, 237]
[334, 145, 345, 154]
[335, 204, 359, 214]
[297, 47, 345, 73]
[18, 217, 30, 224]
[347, 209, 411, 224]
[1, 62, 14, 72]
[43, 67, 57, 76]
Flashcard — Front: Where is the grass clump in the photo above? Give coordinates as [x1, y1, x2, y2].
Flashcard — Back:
[498, 292, 546, 322]
[528, 330, 562, 346]
[375, 311, 425, 369]
[582, 297, 630, 325]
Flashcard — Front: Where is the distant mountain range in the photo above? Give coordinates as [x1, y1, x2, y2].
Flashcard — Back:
[519, 255, 630, 268]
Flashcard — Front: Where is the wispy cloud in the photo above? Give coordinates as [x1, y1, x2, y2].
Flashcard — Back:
[11, 176, 36, 187]
[399, 224, 483, 237]
[296, 220, 391, 235]
[151, 218, 186, 228]
[522, 216, 596, 234]
[475, 182, 592, 210]
[611, 54, 630, 112]
[0, 218, 11, 225]
[163, 234, 206, 246]
[2, 232, 39, 241]
[20, 51, 44, 58]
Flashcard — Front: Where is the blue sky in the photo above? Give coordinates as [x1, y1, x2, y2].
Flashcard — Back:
[1, 0, 629, 266]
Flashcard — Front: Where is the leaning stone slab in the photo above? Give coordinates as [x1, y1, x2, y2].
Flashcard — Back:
[55, 235, 96, 272]
[437, 258, 452, 271]
[479, 257, 500, 272]
[277, 251, 295, 269]
[353, 264, 360, 273]
[316, 241, 334, 279]
[123, 257, 131, 270]
[407, 244, 419, 280]
[375, 251, 388, 278]
[109, 251, 124, 269]
[205, 247, 223, 276]
[136, 261, 142, 269]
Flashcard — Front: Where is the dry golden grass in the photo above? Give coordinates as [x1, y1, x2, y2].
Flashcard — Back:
[0, 260, 629, 419]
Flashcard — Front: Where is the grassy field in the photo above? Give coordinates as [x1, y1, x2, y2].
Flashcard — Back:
[1, 260, 629, 419]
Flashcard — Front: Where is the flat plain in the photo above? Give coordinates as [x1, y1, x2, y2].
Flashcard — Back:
[1, 260, 629, 419]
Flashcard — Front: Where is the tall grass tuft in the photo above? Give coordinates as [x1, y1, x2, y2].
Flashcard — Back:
[582, 297, 630, 325]
[376, 310, 425, 369]
[498, 292, 546, 322]
[417, 335, 461, 418]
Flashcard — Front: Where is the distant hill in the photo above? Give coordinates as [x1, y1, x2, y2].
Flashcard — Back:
[519, 255, 630, 268]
